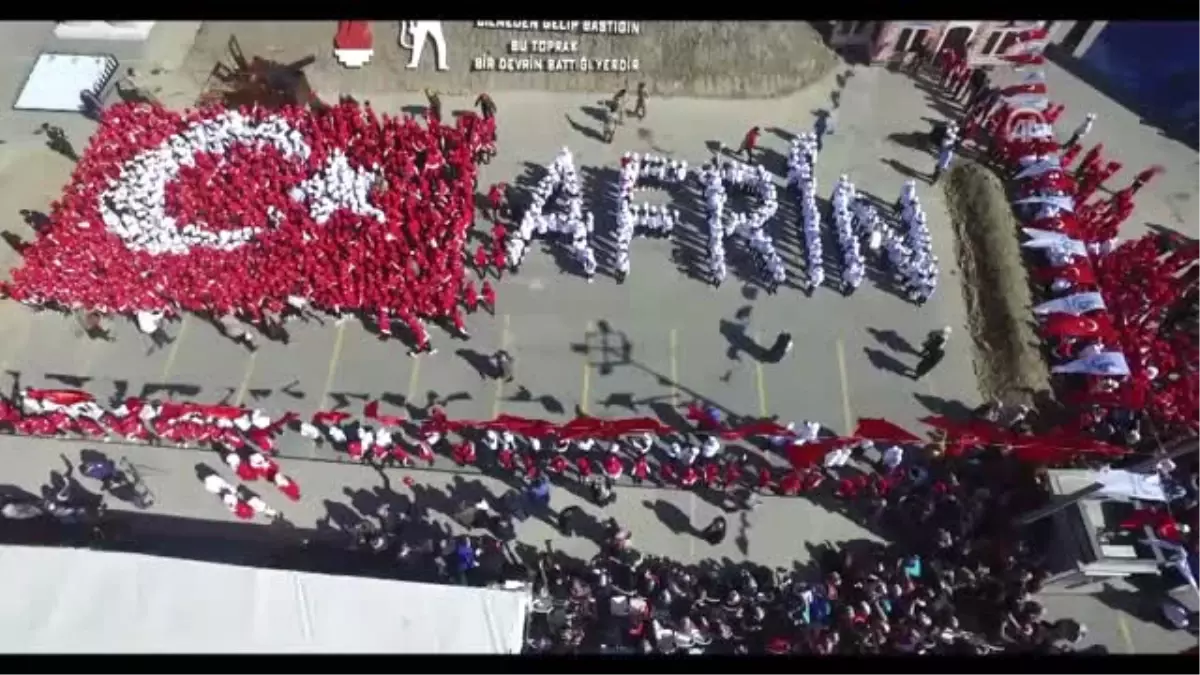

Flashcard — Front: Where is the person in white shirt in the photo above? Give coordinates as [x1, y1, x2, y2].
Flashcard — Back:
[881, 445, 904, 472]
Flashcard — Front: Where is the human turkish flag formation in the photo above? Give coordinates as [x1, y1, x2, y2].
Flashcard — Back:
[2, 100, 498, 331]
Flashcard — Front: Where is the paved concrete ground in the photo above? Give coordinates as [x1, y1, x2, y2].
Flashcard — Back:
[0, 22, 1196, 654]
[0, 437, 882, 572]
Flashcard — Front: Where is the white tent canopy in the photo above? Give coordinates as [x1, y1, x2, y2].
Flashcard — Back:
[0, 545, 530, 654]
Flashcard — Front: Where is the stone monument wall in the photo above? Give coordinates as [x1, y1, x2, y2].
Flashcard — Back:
[184, 20, 839, 99]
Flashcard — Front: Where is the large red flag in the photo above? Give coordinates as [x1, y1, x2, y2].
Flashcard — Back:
[1001, 82, 1048, 97]
[920, 416, 1014, 446]
[32, 389, 95, 406]
[853, 418, 921, 444]
[364, 400, 405, 427]
[1032, 260, 1097, 286]
[787, 439, 841, 469]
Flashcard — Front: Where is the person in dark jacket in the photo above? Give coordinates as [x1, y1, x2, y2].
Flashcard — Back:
[700, 515, 727, 545]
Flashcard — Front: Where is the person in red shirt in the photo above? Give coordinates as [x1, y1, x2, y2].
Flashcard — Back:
[702, 462, 722, 489]
[1129, 165, 1164, 194]
[486, 183, 506, 220]
[473, 245, 489, 277]
[575, 456, 593, 478]
[491, 245, 507, 280]
[756, 466, 774, 492]
[1060, 142, 1083, 168]
[480, 280, 496, 315]
[462, 281, 479, 312]
[497, 446, 516, 471]
[273, 473, 301, 501]
[631, 455, 649, 484]
[603, 454, 624, 481]
[548, 453, 568, 475]
[737, 126, 761, 163]
[679, 465, 700, 488]
[452, 441, 476, 466]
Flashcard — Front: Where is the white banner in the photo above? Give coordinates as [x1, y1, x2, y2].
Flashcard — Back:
[1096, 469, 1167, 503]
[1033, 292, 1107, 316]
[1014, 194, 1075, 212]
[1004, 93, 1050, 110]
[1052, 351, 1131, 376]
[1015, 157, 1061, 180]
[1022, 227, 1069, 242]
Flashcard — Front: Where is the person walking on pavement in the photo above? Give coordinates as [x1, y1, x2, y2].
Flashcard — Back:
[493, 349, 514, 381]
[425, 88, 442, 122]
[632, 82, 647, 120]
[609, 88, 627, 125]
[1063, 113, 1096, 149]
[737, 126, 761, 163]
[912, 327, 950, 380]
[474, 92, 497, 120]
[40, 123, 78, 162]
[601, 105, 617, 144]
[699, 515, 727, 545]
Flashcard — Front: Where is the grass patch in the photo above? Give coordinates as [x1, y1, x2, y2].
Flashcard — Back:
[942, 162, 1050, 406]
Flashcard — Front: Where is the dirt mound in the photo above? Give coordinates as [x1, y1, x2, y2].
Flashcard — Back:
[180, 21, 838, 99]
[942, 162, 1049, 407]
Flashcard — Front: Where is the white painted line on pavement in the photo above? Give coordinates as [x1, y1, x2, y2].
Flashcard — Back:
[1117, 613, 1136, 654]
[158, 315, 189, 381]
[317, 321, 347, 411]
[754, 331, 769, 417]
[836, 338, 853, 434]
[406, 352, 422, 406]
[233, 352, 258, 407]
[580, 320, 593, 414]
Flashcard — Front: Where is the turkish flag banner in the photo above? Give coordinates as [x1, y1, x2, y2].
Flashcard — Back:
[1039, 312, 1113, 339]
[4, 101, 491, 323]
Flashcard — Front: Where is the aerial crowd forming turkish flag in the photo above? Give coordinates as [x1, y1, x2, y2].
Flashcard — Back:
[2, 99, 497, 350]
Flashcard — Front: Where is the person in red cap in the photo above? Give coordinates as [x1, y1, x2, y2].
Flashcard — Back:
[548, 453, 568, 475]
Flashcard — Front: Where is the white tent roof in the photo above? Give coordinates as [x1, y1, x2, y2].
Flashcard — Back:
[0, 545, 530, 654]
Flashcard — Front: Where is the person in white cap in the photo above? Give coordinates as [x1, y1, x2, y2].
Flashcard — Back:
[1064, 113, 1096, 148]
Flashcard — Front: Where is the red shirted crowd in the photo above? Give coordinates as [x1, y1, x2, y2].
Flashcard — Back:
[1, 100, 501, 349]
[936, 38, 1198, 440]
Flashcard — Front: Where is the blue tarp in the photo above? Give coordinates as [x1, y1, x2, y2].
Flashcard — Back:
[1081, 21, 1200, 121]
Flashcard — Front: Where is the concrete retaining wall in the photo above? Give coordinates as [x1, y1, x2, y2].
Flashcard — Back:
[182, 21, 838, 99]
